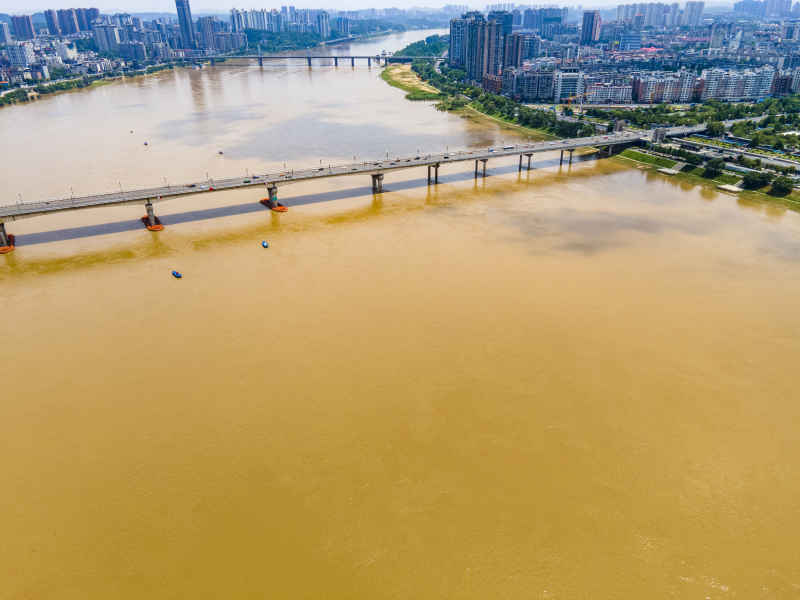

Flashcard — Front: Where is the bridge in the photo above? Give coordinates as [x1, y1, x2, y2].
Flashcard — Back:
[0, 124, 706, 252]
[208, 54, 443, 67]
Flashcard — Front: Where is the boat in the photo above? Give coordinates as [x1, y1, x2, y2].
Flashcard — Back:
[172, 270, 182, 279]
[272, 203, 288, 213]
[261, 240, 269, 248]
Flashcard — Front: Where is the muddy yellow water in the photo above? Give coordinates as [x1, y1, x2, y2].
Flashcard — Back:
[3, 31, 800, 599]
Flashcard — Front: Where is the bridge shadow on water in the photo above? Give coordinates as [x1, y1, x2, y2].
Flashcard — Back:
[15, 155, 586, 247]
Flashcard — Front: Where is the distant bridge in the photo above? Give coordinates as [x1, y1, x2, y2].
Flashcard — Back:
[0, 124, 706, 251]
[207, 54, 444, 67]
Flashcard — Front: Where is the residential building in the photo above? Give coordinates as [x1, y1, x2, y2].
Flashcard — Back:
[94, 24, 121, 52]
[0, 23, 11, 45]
[554, 69, 585, 101]
[198, 16, 216, 50]
[8, 42, 35, 67]
[11, 15, 35, 40]
[44, 10, 61, 36]
[586, 82, 633, 103]
[502, 65, 555, 100]
[316, 12, 330, 39]
[57, 9, 80, 35]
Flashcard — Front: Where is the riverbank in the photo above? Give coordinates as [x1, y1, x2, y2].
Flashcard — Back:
[380, 64, 440, 100]
[616, 147, 800, 211]
[0, 63, 174, 108]
[381, 63, 558, 141]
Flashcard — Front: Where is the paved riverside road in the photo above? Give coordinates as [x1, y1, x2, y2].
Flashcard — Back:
[0, 128, 697, 222]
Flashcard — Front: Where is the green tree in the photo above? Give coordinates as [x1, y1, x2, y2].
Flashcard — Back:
[703, 157, 725, 178]
[770, 177, 794, 196]
[741, 171, 773, 189]
[706, 121, 725, 137]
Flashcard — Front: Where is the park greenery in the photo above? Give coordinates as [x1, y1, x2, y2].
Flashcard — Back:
[396, 35, 448, 57]
[410, 61, 595, 139]
[585, 95, 800, 130]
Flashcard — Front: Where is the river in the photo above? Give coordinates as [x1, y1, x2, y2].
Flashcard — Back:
[3, 29, 800, 599]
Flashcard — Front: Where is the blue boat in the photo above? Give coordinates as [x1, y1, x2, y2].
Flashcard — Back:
[172, 270, 182, 279]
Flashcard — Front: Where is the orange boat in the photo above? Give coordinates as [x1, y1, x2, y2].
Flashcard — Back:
[0, 234, 15, 254]
[141, 216, 165, 231]
[272, 203, 288, 213]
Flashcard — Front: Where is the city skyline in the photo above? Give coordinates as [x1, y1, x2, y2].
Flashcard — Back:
[2, 0, 739, 15]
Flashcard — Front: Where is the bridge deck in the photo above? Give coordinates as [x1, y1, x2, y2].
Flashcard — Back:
[0, 126, 704, 221]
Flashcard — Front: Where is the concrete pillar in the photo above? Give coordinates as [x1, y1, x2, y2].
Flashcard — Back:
[427, 165, 432, 184]
[0, 222, 8, 247]
[268, 184, 278, 207]
[481, 159, 488, 178]
[371, 173, 383, 193]
[474, 160, 479, 178]
[367, 57, 371, 66]
[518, 154, 523, 172]
[560, 150, 564, 166]
[334, 56, 338, 67]
[434, 163, 439, 184]
[351, 57, 355, 67]
[306, 56, 312, 67]
[568, 149, 574, 165]
[210, 57, 216, 66]
[145, 200, 156, 227]
[526, 153, 532, 170]
[258, 56, 263, 67]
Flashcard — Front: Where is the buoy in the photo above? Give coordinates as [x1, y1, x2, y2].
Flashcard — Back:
[261, 240, 269, 248]
[172, 270, 182, 279]
[218, 150, 224, 155]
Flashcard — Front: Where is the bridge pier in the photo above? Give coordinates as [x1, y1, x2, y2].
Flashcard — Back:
[371, 173, 384, 193]
[480, 159, 488, 177]
[560, 150, 564, 166]
[306, 57, 312, 67]
[367, 57, 371, 67]
[334, 56, 338, 67]
[427, 165, 432, 184]
[0, 221, 13, 253]
[141, 199, 164, 231]
[434, 163, 439, 184]
[568, 149, 574, 165]
[351, 57, 355, 67]
[526, 153, 533, 170]
[258, 55, 263, 67]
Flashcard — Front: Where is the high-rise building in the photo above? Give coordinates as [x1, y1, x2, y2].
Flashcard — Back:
[58, 9, 80, 35]
[44, 10, 61, 36]
[449, 12, 481, 69]
[465, 15, 488, 81]
[684, 1, 704, 26]
[94, 24, 120, 52]
[11, 15, 36, 40]
[0, 22, 11, 45]
[335, 17, 350, 36]
[316, 12, 330, 39]
[504, 32, 525, 68]
[198, 16, 216, 50]
[487, 10, 513, 36]
[175, 0, 197, 49]
[581, 11, 601, 44]
[8, 42, 35, 67]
